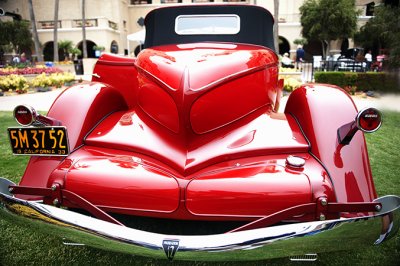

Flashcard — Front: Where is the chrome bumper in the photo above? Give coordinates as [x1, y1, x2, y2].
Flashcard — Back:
[0, 183, 399, 261]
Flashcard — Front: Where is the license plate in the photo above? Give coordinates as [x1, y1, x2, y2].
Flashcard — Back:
[8, 127, 69, 156]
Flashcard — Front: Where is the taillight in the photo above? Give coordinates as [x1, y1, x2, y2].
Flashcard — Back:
[356, 108, 382, 133]
[13, 105, 37, 126]
[338, 107, 382, 145]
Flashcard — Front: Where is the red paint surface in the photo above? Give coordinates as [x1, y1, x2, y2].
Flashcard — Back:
[64, 156, 180, 213]
[186, 164, 312, 217]
[92, 53, 138, 109]
[285, 84, 377, 203]
[136, 43, 279, 134]
[51, 146, 332, 221]
[85, 109, 308, 175]
[16, 44, 376, 222]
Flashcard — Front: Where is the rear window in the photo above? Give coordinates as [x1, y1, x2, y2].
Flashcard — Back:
[175, 14, 240, 35]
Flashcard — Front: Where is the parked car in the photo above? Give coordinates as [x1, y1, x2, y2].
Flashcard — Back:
[334, 57, 367, 72]
[1, 4, 399, 262]
[343, 47, 364, 59]
[318, 48, 368, 72]
[334, 48, 367, 72]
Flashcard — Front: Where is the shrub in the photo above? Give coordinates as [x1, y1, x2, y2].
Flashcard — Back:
[281, 77, 302, 92]
[354, 72, 397, 92]
[314, 72, 398, 93]
[49, 73, 64, 88]
[279, 68, 303, 92]
[0, 72, 75, 94]
[30, 73, 52, 88]
[313, 72, 356, 88]
[0, 74, 29, 93]
[60, 72, 75, 84]
[30, 72, 75, 88]
[279, 67, 301, 73]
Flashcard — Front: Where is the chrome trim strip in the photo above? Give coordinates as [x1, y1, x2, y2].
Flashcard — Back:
[0, 183, 399, 261]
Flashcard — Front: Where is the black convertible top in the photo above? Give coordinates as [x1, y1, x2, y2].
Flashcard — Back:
[144, 5, 275, 51]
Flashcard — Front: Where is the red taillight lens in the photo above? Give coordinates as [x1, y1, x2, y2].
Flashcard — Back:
[356, 108, 382, 133]
[13, 105, 36, 126]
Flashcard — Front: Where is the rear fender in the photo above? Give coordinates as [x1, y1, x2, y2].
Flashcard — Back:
[48, 82, 128, 150]
[18, 83, 128, 193]
[92, 53, 139, 109]
[285, 84, 377, 203]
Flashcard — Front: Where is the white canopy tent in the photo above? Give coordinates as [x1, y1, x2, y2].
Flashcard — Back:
[127, 29, 145, 56]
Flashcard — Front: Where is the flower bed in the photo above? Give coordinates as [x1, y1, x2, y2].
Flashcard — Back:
[0, 74, 29, 94]
[279, 67, 303, 92]
[0, 72, 76, 94]
[0, 65, 63, 76]
[31, 72, 75, 89]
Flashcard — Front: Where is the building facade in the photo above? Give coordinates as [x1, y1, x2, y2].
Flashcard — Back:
[0, 0, 380, 61]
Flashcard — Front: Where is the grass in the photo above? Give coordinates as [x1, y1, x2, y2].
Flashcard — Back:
[0, 110, 399, 265]
[0, 112, 29, 182]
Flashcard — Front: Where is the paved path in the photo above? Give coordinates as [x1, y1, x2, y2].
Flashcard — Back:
[0, 75, 91, 112]
[0, 89, 64, 112]
[351, 94, 400, 112]
[0, 88, 399, 113]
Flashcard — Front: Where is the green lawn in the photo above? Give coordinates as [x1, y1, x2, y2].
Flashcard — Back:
[0, 111, 399, 266]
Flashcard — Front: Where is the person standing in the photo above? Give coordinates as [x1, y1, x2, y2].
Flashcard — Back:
[296, 45, 305, 70]
[365, 50, 372, 71]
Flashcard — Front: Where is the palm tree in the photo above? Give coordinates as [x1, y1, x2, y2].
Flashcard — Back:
[81, 0, 88, 58]
[58, 40, 73, 61]
[273, 0, 279, 54]
[28, 0, 43, 62]
[53, 0, 59, 62]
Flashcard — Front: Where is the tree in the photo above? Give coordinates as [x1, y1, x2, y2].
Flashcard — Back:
[300, 0, 359, 58]
[81, 0, 88, 58]
[0, 20, 33, 54]
[0, 22, 13, 47]
[53, 0, 59, 62]
[13, 21, 34, 53]
[70, 47, 82, 60]
[28, 0, 43, 62]
[355, 5, 400, 67]
[58, 40, 73, 60]
[273, 0, 279, 54]
[294, 38, 308, 46]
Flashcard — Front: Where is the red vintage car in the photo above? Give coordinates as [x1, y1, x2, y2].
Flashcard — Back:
[1, 4, 399, 262]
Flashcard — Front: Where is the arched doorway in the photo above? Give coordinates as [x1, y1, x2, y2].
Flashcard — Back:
[134, 44, 144, 57]
[43, 41, 64, 61]
[77, 40, 97, 59]
[110, 41, 119, 54]
[278, 36, 290, 55]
